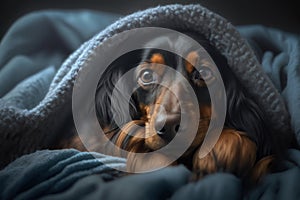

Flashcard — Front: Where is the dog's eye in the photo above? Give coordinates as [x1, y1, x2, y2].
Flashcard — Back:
[191, 67, 214, 85]
[138, 69, 157, 86]
[140, 69, 154, 83]
[141, 70, 153, 83]
[199, 68, 213, 80]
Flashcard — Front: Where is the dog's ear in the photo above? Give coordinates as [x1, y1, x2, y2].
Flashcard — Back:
[199, 38, 274, 158]
[223, 76, 273, 157]
[95, 50, 143, 132]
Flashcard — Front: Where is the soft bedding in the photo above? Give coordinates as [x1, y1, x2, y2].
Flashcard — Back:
[0, 4, 300, 200]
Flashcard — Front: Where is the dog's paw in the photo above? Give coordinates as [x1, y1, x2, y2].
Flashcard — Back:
[192, 128, 257, 178]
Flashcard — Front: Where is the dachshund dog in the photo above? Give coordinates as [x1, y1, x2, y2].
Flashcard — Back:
[93, 31, 291, 183]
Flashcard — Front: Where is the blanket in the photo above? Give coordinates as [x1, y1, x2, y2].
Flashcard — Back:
[238, 26, 300, 140]
[0, 4, 300, 200]
[0, 10, 121, 167]
[0, 149, 126, 200]
[1, 149, 300, 200]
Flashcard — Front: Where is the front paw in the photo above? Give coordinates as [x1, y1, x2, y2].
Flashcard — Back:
[192, 129, 257, 179]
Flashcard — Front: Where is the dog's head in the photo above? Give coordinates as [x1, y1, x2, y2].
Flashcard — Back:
[95, 32, 274, 161]
[133, 47, 216, 153]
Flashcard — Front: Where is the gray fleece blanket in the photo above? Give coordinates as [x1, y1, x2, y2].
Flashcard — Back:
[0, 4, 300, 200]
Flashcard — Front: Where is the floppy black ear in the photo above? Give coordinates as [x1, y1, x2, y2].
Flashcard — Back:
[216, 61, 275, 158]
[199, 38, 274, 158]
[95, 50, 143, 131]
[223, 76, 274, 158]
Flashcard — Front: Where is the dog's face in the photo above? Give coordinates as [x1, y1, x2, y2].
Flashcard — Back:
[134, 47, 214, 153]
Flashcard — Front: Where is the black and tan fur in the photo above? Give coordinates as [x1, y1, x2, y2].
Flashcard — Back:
[62, 32, 295, 184]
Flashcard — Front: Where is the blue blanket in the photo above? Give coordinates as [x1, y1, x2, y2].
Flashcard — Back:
[0, 149, 126, 200]
[0, 4, 300, 200]
[238, 26, 300, 139]
[1, 149, 300, 199]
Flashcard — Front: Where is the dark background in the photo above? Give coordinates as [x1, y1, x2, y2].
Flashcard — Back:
[1, 0, 299, 39]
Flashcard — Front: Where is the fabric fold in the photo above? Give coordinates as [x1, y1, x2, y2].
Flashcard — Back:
[0, 4, 300, 200]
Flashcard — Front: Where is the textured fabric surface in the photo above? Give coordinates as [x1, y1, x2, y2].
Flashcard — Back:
[0, 4, 300, 200]
[246, 149, 300, 200]
[238, 25, 300, 140]
[1, 149, 300, 200]
[0, 149, 126, 200]
[171, 173, 242, 200]
[0, 10, 121, 168]
[0, 150, 190, 200]
[0, 4, 295, 170]
[0, 4, 295, 168]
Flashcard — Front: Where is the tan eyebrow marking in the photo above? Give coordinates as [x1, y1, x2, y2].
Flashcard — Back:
[185, 51, 199, 74]
[150, 53, 165, 64]
[138, 53, 165, 77]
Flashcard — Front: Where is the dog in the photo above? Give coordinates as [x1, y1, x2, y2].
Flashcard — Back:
[90, 31, 294, 183]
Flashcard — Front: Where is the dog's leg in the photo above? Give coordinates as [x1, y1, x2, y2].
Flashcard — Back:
[192, 128, 257, 179]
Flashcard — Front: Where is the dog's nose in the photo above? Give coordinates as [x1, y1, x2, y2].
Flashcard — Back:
[155, 114, 180, 142]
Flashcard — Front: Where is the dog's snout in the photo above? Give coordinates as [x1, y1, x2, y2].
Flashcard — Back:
[155, 114, 180, 141]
